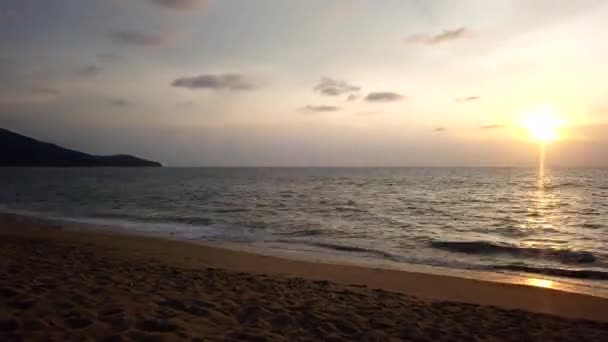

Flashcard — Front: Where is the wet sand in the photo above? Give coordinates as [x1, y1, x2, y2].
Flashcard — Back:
[1, 214, 608, 341]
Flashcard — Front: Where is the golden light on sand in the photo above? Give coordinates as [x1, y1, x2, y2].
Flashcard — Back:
[521, 107, 563, 142]
[526, 278, 554, 289]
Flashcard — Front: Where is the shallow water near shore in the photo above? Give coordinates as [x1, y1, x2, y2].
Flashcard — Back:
[1, 167, 607, 294]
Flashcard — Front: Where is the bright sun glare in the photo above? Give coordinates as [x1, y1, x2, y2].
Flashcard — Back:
[522, 108, 563, 142]
[525, 278, 554, 289]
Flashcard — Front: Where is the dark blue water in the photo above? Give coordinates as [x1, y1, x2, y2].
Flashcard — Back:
[1, 167, 607, 285]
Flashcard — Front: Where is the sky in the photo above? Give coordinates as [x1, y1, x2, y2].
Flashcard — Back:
[1, 0, 608, 166]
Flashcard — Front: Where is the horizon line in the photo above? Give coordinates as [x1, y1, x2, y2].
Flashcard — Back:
[152, 165, 608, 168]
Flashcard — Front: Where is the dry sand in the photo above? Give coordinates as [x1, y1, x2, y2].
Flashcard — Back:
[1, 214, 608, 341]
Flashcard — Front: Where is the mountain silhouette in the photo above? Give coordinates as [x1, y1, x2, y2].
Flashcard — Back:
[1, 128, 161, 167]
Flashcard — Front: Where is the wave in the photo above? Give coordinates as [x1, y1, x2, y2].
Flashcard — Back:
[282, 229, 326, 237]
[93, 212, 214, 227]
[430, 240, 596, 264]
[334, 206, 366, 213]
[167, 216, 214, 226]
[0, 208, 222, 232]
[213, 208, 249, 214]
[493, 265, 608, 280]
[300, 242, 399, 261]
[0, 210, 269, 243]
[522, 181, 584, 191]
[541, 182, 584, 190]
[581, 223, 605, 229]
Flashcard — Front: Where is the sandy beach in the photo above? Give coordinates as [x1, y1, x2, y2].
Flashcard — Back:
[1, 214, 608, 341]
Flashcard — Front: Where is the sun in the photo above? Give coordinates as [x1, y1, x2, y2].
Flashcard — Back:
[521, 107, 563, 142]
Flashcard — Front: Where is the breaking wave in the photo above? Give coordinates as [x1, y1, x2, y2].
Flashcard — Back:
[430, 240, 596, 264]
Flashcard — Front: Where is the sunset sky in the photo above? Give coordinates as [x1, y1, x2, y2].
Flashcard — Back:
[1, 0, 607, 166]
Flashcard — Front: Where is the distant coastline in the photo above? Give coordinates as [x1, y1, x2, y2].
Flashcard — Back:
[1, 128, 161, 167]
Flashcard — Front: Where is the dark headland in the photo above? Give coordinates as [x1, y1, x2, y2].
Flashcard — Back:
[0, 128, 161, 167]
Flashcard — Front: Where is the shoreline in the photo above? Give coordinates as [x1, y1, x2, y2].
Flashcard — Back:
[208, 240, 608, 299]
[2, 214, 608, 340]
[2, 213, 608, 322]
[4, 211, 608, 299]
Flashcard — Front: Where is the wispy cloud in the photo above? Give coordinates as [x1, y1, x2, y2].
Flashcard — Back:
[0, 87, 61, 105]
[434, 127, 446, 132]
[148, 0, 207, 11]
[172, 74, 260, 91]
[314, 77, 360, 97]
[406, 27, 471, 45]
[346, 94, 360, 102]
[364, 92, 405, 102]
[109, 98, 132, 107]
[454, 96, 480, 103]
[479, 124, 506, 129]
[301, 105, 341, 113]
[76, 65, 103, 77]
[109, 30, 175, 46]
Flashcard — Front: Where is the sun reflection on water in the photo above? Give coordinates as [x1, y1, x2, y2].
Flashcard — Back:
[539, 143, 546, 180]
[526, 278, 554, 289]
[523, 161, 558, 233]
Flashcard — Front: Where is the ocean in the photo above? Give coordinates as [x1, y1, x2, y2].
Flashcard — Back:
[2, 167, 607, 292]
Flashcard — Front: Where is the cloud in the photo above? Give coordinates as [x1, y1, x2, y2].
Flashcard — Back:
[454, 96, 480, 103]
[109, 30, 174, 46]
[479, 124, 506, 129]
[172, 74, 260, 91]
[364, 92, 405, 102]
[0, 87, 61, 105]
[76, 65, 103, 77]
[314, 77, 360, 97]
[148, 0, 207, 11]
[109, 98, 132, 107]
[434, 127, 446, 132]
[406, 27, 471, 45]
[346, 94, 360, 102]
[301, 105, 341, 113]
